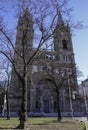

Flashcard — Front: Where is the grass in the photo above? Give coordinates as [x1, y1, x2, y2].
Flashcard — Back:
[86, 124, 88, 130]
[0, 117, 85, 130]
[80, 121, 86, 130]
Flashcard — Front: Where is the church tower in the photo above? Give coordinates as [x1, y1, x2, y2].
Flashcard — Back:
[15, 8, 33, 58]
[53, 10, 77, 100]
[54, 11, 73, 54]
[53, 11, 78, 114]
[54, 10, 76, 76]
[9, 8, 33, 113]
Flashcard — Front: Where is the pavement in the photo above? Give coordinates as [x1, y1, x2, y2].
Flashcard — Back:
[73, 117, 88, 130]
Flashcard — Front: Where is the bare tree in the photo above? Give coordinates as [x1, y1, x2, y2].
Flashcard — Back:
[37, 60, 77, 120]
[5, 62, 11, 120]
[0, 59, 11, 119]
[76, 67, 84, 84]
[0, 84, 5, 116]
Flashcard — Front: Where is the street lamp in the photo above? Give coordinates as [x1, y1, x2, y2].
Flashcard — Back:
[68, 73, 74, 118]
[82, 81, 88, 121]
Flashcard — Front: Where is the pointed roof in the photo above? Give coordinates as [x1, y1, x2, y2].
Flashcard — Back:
[57, 10, 64, 25]
[54, 10, 64, 32]
[23, 8, 31, 20]
[17, 8, 31, 26]
[23, 8, 30, 16]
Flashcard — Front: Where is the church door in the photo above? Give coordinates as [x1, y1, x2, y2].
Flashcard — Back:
[44, 100, 49, 113]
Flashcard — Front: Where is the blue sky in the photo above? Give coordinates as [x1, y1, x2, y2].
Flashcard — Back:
[68, 0, 88, 80]
[0, 0, 88, 80]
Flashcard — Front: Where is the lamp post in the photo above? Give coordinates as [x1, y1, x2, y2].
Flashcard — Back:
[68, 73, 74, 118]
[82, 81, 88, 121]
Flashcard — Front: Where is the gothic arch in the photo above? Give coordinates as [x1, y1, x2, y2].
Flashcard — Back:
[62, 39, 68, 49]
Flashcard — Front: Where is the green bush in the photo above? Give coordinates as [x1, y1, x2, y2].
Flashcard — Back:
[80, 121, 86, 130]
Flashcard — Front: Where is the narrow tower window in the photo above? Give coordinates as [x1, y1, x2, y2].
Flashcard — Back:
[62, 39, 67, 49]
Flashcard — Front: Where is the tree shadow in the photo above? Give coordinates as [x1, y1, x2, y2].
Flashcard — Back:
[0, 127, 16, 129]
[31, 119, 60, 126]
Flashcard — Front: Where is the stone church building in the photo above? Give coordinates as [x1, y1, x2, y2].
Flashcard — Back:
[9, 9, 80, 117]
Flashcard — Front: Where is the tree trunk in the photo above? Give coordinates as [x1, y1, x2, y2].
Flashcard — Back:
[16, 74, 28, 129]
[56, 90, 62, 121]
[6, 89, 10, 120]
[18, 119, 27, 129]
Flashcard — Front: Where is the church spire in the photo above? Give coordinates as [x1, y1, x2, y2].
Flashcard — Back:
[16, 7, 33, 50]
[54, 10, 64, 33]
[23, 8, 32, 21]
[23, 8, 30, 17]
[57, 10, 64, 25]
[17, 8, 32, 26]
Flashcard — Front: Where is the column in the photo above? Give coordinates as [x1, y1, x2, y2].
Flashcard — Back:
[51, 96, 54, 113]
[62, 90, 65, 112]
[40, 95, 43, 113]
[29, 89, 35, 114]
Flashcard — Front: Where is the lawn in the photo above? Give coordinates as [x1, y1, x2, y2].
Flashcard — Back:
[0, 117, 86, 130]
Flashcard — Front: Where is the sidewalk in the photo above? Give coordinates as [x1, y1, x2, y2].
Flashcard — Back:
[74, 117, 88, 130]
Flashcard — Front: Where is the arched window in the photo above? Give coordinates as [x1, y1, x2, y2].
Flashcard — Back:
[62, 39, 67, 49]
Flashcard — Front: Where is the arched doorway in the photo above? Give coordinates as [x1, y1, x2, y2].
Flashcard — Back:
[35, 80, 57, 114]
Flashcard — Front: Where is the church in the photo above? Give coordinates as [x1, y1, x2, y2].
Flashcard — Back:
[9, 9, 80, 117]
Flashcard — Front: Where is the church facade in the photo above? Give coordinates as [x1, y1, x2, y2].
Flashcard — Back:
[9, 9, 80, 117]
